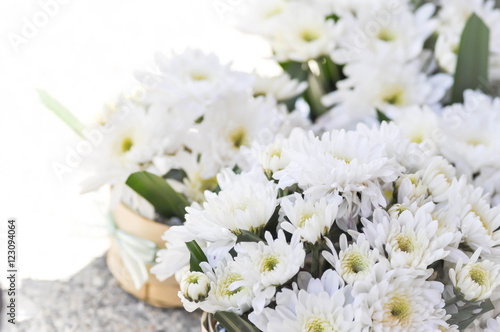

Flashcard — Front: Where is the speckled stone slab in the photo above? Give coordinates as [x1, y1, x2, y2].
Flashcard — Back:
[1, 256, 201, 332]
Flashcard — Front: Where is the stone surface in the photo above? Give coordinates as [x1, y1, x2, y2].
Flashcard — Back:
[1, 256, 201, 332]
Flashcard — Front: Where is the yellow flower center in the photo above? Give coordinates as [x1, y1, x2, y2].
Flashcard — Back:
[378, 28, 396, 41]
[395, 234, 416, 253]
[265, 6, 283, 18]
[385, 293, 413, 326]
[218, 273, 244, 297]
[191, 72, 209, 81]
[260, 255, 279, 273]
[304, 317, 336, 332]
[301, 29, 320, 42]
[229, 127, 248, 149]
[298, 212, 315, 228]
[382, 87, 405, 106]
[469, 264, 489, 286]
[121, 137, 133, 153]
[343, 250, 369, 274]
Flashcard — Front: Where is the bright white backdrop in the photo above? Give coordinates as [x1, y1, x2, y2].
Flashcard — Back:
[0, 0, 280, 283]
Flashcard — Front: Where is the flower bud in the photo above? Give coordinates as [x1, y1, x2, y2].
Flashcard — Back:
[180, 271, 211, 302]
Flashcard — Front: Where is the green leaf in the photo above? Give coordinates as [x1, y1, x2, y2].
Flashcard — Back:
[185, 240, 208, 273]
[325, 13, 339, 22]
[126, 171, 189, 219]
[451, 14, 490, 103]
[305, 73, 328, 121]
[376, 109, 392, 123]
[263, 206, 280, 237]
[214, 312, 260, 332]
[37, 89, 85, 137]
[163, 168, 188, 182]
[236, 230, 263, 244]
[279, 61, 308, 81]
[448, 299, 495, 329]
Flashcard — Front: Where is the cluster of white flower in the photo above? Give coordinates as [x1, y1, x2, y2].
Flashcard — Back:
[154, 124, 500, 331]
[387, 90, 500, 206]
[81, 49, 309, 215]
[232, 0, 456, 129]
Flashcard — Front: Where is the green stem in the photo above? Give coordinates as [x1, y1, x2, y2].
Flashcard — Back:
[311, 245, 320, 278]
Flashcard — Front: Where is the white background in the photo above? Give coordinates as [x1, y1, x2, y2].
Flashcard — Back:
[0, 0, 280, 283]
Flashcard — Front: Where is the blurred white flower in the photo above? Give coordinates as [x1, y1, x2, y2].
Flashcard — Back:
[252, 72, 307, 101]
[271, 3, 337, 62]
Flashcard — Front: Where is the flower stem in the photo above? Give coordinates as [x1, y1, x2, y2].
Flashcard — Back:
[311, 245, 320, 278]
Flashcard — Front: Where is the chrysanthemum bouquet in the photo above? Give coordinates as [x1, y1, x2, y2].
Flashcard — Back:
[154, 124, 500, 331]
[148, 0, 500, 330]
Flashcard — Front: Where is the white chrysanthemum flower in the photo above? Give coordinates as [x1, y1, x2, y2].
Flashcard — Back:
[418, 156, 457, 203]
[274, 128, 403, 219]
[232, 0, 290, 36]
[249, 270, 358, 331]
[271, 3, 337, 62]
[395, 174, 430, 206]
[353, 267, 447, 330]
[393, 105, 441, 146]
[179, 271, 211, 312]
[280, 194, 341, 243]
[355, 122, 429, 173]
[332, 2, 436, 63]
[439, 90, 500, 179]
[183, 168, 277, 242]
[198, 255, 257, 314]
[449, 249, 500, 301]
[323, 234, 384, 285]
[235, 230, 305, 314]
[321, 50, 452, 129]
[253, 72, 308, 101]
[136, 49, 253, 106]
[362, 206, 454, 270]
[81, 99, 176, 192]
[192, 89, 289, 173]
[257, 135, 291, 176]
[451, 180, 500, 254]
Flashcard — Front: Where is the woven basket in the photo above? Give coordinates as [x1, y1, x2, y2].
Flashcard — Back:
[106, 202, 182, 308]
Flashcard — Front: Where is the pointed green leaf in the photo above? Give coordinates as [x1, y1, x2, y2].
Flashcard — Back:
[376, 109, 392, 123]
[186, 240, 208, 273]
[279, 61, 308, 81]
[126, 171, 189, 219]
[214, 312, 260, 332]
[38, 89, 85, 137]
[452, 14, 490, 103]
